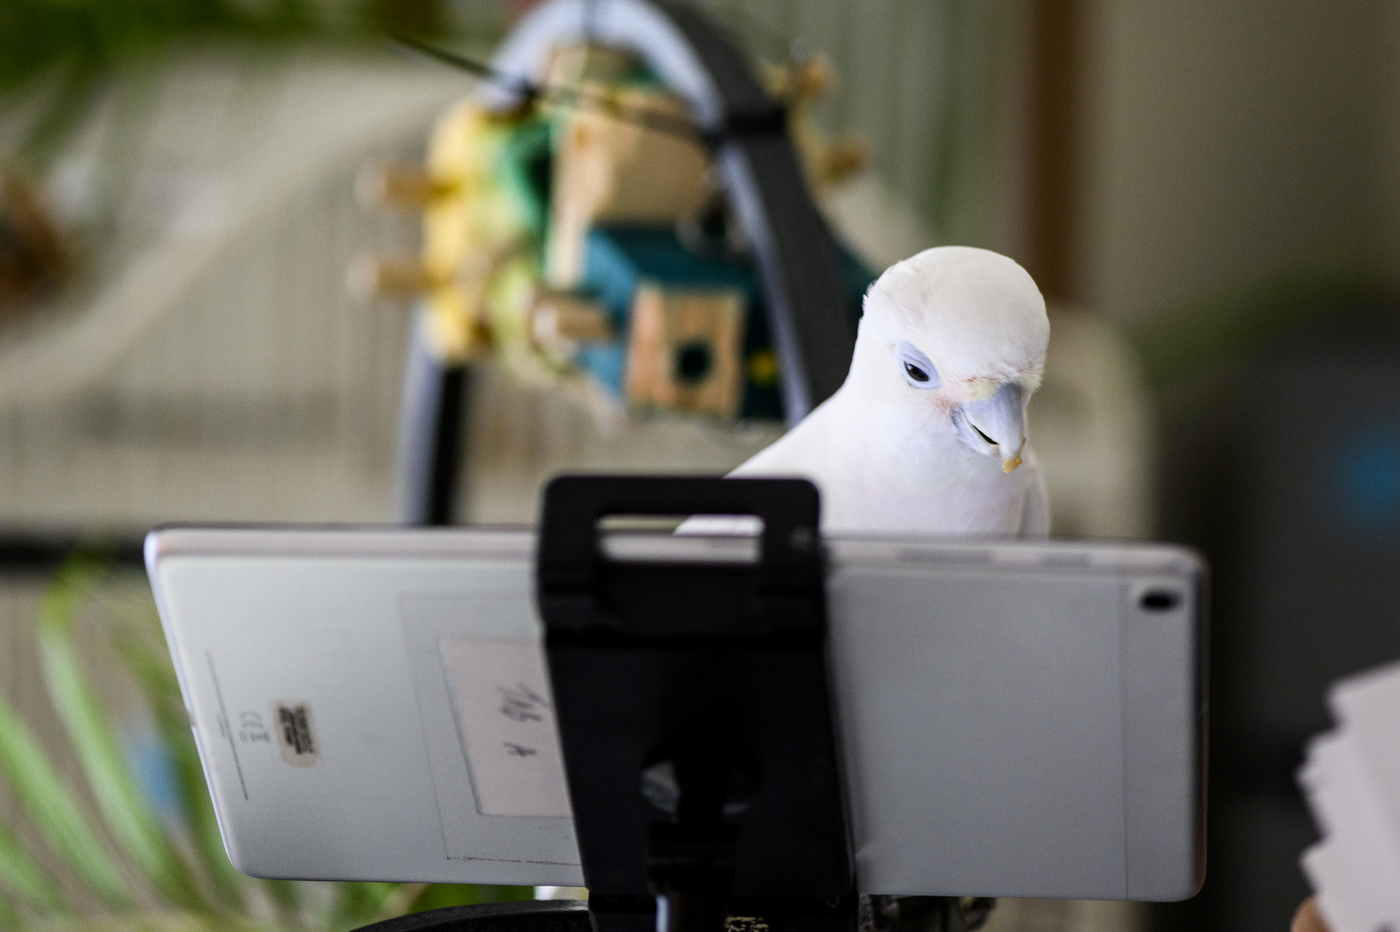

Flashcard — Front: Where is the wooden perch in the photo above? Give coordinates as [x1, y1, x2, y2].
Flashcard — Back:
[346, 255, 440, 300]
[532, 290, 614, 351]
[545, 87, 713, 288]
[355, 163, 456, 210]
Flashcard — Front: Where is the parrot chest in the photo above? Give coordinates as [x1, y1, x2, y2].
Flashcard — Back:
[816, 432, 1033, 536]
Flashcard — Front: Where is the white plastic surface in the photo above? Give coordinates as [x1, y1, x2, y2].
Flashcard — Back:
[146, 526, 1204, 897]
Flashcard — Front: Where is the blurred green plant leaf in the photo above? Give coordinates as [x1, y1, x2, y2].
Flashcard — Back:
[0, 554, 538, 926]
[0, 670, 131, 909]
[331, 881, 402, 930]
[407, 883, 535, 914]
[39, 556, 209, 912]
[0, 0, 329, 91]
[0, 817, 63, 913]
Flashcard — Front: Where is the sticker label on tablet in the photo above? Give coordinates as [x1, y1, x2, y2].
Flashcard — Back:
[440, 638, 573, 818]
[274, 702, 319, 767]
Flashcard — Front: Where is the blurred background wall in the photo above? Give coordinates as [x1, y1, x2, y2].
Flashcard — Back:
[1077, 5, 1400, 932]
[1084, 0, 1398, 324]
[4, 0, 1400, 929]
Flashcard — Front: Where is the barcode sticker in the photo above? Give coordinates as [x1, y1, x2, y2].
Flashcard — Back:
[440, 639, 573, 818]
[274, 702, 319, 767]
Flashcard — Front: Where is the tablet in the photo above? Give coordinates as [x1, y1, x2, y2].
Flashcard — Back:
[145, 525, 1205, 900]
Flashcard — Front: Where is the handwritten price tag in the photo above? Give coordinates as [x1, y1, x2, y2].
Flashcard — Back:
[440, 638, 573, 818]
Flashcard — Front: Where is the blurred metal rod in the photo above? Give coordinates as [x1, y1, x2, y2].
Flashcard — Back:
[392, 305, 468, 525]
[659, 0, 855, 422]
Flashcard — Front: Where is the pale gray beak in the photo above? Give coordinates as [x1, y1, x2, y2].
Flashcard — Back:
[954, 382, 1026, 472]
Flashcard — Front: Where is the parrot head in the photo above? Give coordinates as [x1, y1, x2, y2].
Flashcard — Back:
[852, 246, 1049, 472]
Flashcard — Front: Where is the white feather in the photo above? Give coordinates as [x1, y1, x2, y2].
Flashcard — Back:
[728, 246, 1051, 537]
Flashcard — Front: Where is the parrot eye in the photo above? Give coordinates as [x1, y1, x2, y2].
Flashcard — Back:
[895, 342, 940, 390]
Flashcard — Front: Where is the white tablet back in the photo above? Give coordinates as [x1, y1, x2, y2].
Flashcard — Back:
[146, 527, 1203, 898]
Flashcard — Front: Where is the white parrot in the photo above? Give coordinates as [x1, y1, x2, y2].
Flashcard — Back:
[729, 245, 1051, 537]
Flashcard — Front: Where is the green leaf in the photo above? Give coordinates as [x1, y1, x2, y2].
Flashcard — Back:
[406, 884, 535, 914]
[0, 816, 64, 912]
[258, 877, 303, 921]
[0, 678, 131, 908]
[38, 557, 207, 912]
[329, 881, 401, 930]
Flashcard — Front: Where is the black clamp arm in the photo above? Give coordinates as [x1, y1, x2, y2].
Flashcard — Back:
[536, 475, 853, 932]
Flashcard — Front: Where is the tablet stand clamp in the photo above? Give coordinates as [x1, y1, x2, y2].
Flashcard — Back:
[538, 475, 851, 932]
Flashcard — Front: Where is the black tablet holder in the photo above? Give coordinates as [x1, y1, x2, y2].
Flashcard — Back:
[537, 475, 851, 932]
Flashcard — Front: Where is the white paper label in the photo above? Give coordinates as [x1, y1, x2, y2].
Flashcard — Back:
[440, 638, 573, 818]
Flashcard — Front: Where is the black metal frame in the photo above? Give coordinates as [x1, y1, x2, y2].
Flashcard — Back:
[392, 308, 471, 525]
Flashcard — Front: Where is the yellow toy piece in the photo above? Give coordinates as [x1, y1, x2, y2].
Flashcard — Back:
[419, 101, 537, 364]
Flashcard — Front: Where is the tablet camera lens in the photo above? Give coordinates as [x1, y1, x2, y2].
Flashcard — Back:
[1140, 590, 1179, 611]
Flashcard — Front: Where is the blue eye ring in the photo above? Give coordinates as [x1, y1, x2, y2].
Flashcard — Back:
[896, 341, 940, 389]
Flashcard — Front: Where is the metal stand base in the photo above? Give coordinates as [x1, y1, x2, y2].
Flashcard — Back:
[392, 306, 469, 526]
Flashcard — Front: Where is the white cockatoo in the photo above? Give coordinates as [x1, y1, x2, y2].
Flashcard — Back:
[730, 245, 1050, 536]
